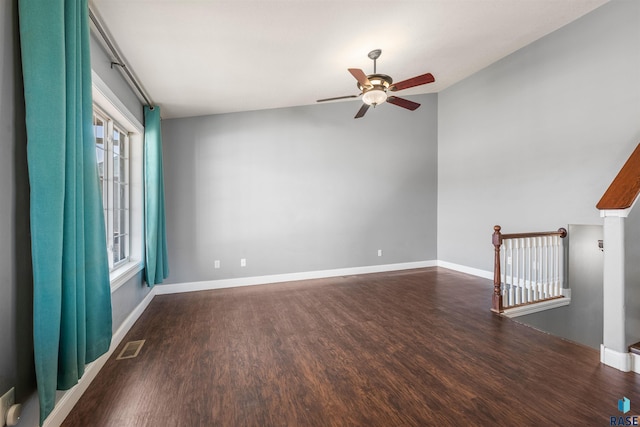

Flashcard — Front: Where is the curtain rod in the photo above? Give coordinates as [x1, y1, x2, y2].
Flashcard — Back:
[88, 7, 154, 107]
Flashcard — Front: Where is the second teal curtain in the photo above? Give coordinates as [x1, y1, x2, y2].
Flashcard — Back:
[144, 106, 169, 286]
[19, 0, 112, 424]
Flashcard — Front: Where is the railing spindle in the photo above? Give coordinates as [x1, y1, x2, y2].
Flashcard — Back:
[502, 240, 507, 302]
[527, 238, 532, 303]
[557, 236, 561, 295]
[536, 237, 541, 300]
[551, 236, 556, 295]
[518, 239, 525, 305]
[509, 240, 515, 306]
[543, 240, 547, 298]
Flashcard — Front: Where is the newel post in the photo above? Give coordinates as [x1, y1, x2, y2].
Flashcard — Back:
[492, 225, 503, 313]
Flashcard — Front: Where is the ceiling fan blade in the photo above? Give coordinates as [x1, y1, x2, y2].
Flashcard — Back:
[387, 96, 421, 111]
[317, 94, 359, 103]
[354, 103, 370, 119]
[348, 68, 372, 88]
[389, 73, 435, 91]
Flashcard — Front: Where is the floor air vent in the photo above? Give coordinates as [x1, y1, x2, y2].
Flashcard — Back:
[116, 340, 145, 360]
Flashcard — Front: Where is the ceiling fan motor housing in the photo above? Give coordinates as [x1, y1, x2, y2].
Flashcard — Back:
[359, 74, 393, 106]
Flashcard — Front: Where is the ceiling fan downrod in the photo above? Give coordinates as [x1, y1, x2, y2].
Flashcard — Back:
[368, 49, 381, 74]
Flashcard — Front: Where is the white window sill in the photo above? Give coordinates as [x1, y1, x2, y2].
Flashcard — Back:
[110, 260, 144, 293]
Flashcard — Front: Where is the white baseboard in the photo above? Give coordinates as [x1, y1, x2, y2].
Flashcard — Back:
[43, 288, 157, 427]
[155, 260, 438, 295]
[436, 260, 493, 280]
[601, 344, 632, 372]
[502, 297, 571, 318]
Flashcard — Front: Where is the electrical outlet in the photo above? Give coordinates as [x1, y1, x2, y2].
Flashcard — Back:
[240, 258, 246, 267]
[0, 387, 15, 426]
[214, 260, 220, 269]
[377, 249, 382, 257]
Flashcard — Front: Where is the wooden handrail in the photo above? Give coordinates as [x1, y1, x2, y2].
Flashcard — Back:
[492, 225, 567, 314]
[597, 143, 640, 210]
[500, 229, 568, 241]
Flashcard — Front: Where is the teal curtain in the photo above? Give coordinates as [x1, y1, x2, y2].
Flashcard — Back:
[144, 106, 169, 286]
[19, 0, 112, 424]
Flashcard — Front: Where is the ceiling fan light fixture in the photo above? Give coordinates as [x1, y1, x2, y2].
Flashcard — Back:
[362, 88, 387, 106]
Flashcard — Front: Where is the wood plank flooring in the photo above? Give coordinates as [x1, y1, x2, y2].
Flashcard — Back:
[63, 267, 640, 426]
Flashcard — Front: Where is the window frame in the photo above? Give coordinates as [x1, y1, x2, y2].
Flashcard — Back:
[93, 108, 131, 270]
[92, 71, 144, 292]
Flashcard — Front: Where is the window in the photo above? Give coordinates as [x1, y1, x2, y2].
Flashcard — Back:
[93, 110, 130, 270]
[92, 71, 144, 291]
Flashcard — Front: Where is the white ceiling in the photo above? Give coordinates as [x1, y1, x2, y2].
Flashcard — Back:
[90, 0, 609, 119]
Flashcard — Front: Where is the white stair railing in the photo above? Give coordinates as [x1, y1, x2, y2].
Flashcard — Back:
[492, 226, 567, 313]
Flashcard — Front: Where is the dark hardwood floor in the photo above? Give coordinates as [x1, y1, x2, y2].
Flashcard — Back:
[63, 267, 640, 426]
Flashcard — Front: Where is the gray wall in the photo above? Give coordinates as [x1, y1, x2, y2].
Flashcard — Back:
[90, 33, 144, 125]
[0, 0, 34, 404]
[438, 0, 640, 270]
[438, 0, 640, 348]
[161, 94, 438, 284]
[515, 224, 603, 349]
[111, 271, 148, 330]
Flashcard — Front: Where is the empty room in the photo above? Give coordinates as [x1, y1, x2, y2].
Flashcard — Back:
[2, 0, 640, 426]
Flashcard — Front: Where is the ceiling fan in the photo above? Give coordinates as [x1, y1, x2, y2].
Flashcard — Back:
[317, 49, 435, 119]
